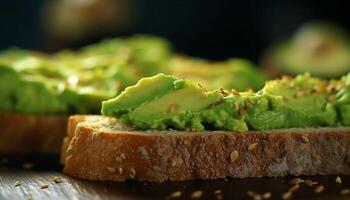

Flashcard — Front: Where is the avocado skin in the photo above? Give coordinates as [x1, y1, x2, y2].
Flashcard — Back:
[102, 73, 346, 132]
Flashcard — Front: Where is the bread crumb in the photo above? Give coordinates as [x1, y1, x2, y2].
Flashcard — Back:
[282, 191, 292, 199]
[301, 136, 309, 143]
[336, 176, 342, 184]
[14, 181, 21, 187]
[340, 189, 350, 195]
[262, 192, 271, 199]
[40, 184, 49, 189]
[289, 184, 300, 192]
[106, 167, 116, 173]
[51, 176, 62, 183]
[169, 191, 182, 198]
[230, 151, 239, 162]
[191, 190, 203, 199]
[248, 143, 258, 151]
[22, 163, 34, 170]
[314, 185, 324, 193]
[290, 178, 304, 185]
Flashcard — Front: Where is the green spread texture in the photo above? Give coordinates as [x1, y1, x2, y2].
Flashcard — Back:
[0, 36, 266, 115]
[102, 73, 350, 132]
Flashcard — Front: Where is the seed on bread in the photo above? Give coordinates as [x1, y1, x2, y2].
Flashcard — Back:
[115, 156, 123, 163]
[106, 167, 116, 173]
[301, 136, 309, 143]
[230, 151, 239, 162]
[130, 168, 136, 178]
[191, 190, 203, 199]
[305, 180, 319, 186]
[118, 167, 123, 174]
[120, 153, 126, 160]
[248, 143, 258, 151]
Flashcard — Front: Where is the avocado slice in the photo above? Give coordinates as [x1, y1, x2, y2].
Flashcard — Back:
[170, 56, 266, 91]
[263, 22, 350, 78]
[102, 73, 346, 132]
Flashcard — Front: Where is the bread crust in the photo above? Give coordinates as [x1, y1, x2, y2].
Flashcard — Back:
[0, 112, 68, 154]
[62, 115, 350, 182]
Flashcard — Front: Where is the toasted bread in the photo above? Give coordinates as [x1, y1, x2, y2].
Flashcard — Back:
[0, 112, 68, 155]
[61, 115, 350, 182]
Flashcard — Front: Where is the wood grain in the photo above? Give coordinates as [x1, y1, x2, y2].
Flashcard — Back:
[1, 156, 350, 200]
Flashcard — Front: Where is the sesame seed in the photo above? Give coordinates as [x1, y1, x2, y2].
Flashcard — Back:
[40, 184, 49, 189]
[262, 192, 271, 199]
[216, 194, 223, 200]
[290, 178, 304, 185]
[115, 156, 123, 163]
[51, 176, 62, 183]
[230, 151, 239, 162]
[130, 168, 136, 177]
[169, 191, 182, 198]
[106, 167, 116, 173]
[282, 191, 292, 199]
[340, 189, 350, 195]
[191, 190, 203, 199]
[118, 167, 123, 174]
[289, 184, 300, 192]
[14, 181, 21, 187]
[248, 143, 258, 151]
[314, 185, 324, 193]
[120, 153, 126, 160]
[301, 136, 309, 143]
[336, 176, 342, 184]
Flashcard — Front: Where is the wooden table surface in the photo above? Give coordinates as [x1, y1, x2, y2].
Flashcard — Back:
[1, 155, 350, 200]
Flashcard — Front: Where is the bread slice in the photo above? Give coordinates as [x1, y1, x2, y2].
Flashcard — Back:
[61, 115, 350, 182]
[0, 112, 68, 155]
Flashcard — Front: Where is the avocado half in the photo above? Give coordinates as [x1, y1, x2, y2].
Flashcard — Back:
[262, 22, 350, 78]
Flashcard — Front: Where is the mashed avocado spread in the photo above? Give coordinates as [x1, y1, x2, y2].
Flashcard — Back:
[102, 73, 350, 131]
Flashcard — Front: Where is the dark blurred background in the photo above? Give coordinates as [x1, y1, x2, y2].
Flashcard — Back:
[0, 0, 349, 61]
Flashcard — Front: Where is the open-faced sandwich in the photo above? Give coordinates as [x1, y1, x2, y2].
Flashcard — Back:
[0, 36, 266, 155]
[61, 73, 350, 182]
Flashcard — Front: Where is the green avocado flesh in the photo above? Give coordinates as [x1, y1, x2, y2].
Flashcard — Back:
[102, 73, 350, 132]
[0, 36, 173, 114]
[0, 35, 266, 115]
[268, 22, 350, 78]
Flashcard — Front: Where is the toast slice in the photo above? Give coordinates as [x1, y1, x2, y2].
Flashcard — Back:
[0, 112, 68, 155]
[61, 115, 350, 182]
